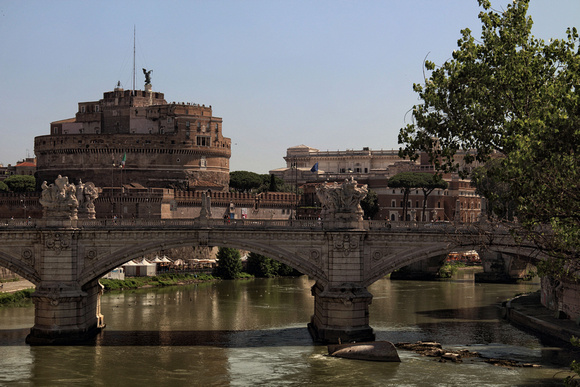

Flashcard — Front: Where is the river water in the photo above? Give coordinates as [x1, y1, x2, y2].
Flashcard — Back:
[0, 272, 577, 386]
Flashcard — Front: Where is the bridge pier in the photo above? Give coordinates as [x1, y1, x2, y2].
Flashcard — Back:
[26, 279, 105, 345]
[308, 282, 375, 344]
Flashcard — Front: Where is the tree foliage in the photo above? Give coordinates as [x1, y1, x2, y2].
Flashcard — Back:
[388, 172, 421, 220]
[3, 175, 36, 192]
[229, 171, 291, 193]
[398, 0, 580, 265]
[245, 252, 300, 278]
[470, 159, 516, 220]
[213, 247, 242, 280]
[229, 171, 264, 192]
[360, 189, 380, 219]
[387, 172, 445, 220]
[0, 181, 9, 193]
[418, 174, 448, 221]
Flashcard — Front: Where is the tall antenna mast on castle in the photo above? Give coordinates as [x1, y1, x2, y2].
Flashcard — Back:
[132, 25, 136, 95]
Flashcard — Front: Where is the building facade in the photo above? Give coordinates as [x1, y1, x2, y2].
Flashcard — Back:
[271, 145, 483, 222]
[35, 84, 231, 191]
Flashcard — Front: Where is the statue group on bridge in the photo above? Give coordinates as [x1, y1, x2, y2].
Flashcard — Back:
[40, 175, 98, 220]
[316, 177, 368, 224]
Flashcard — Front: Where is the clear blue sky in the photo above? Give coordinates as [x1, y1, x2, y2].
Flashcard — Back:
[0, 1, 578, 173]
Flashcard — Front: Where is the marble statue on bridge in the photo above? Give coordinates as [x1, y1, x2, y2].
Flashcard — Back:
[316, 177, 367, 227]
[40, 175, 98, 220]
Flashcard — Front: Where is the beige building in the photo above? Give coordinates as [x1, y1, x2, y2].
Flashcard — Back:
[271, 145, 483, 222]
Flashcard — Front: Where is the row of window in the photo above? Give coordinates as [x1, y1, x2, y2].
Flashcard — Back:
[387, 200, 481, 210]
[80, 105, 100, 113]
[389, 200, 443, 209]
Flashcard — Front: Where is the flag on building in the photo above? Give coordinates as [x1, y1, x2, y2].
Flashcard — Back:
[121, 153, 126, 168]
[310, 162, 318, 172]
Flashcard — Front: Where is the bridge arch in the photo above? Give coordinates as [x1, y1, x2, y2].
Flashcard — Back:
[364, 241, 544, 288]
[0, 251, 40, 285]
[77, 230, 328, 288]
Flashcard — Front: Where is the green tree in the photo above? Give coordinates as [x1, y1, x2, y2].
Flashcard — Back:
[229, 171, 263, 192]
[4, 175, 36, 192]
[388, 172, 425, 220]
[268, 174, 278, 192]
[361, 189, 380, 220]
[246, 252, 280, 278]
[230, 171, 292, 193]
[0, 181, 9, 192]
[470, 159, 516, 220]
[213, 247, 242, 280]
[417, 173, 448, 222]
[398, 0, 580, 265]
[245, 252, 301, 277]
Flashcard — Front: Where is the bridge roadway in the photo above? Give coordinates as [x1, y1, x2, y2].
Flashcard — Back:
[0, 218, 540, 345]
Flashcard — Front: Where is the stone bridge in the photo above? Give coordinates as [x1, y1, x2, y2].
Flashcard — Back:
[0, 177, 543, 345]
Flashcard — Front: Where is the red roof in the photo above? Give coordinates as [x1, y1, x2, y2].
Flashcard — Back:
[16, 162, 36, 167]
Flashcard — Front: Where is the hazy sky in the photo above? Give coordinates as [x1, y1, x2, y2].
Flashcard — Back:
[1, 1, 578, 173]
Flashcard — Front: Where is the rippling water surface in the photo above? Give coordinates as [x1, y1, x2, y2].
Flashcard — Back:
[0, 273, 577, 386]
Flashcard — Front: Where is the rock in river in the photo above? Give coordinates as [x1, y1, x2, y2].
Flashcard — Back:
[328, 341, 401, 362]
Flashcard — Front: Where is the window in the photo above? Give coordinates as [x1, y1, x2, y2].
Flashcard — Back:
[186, 121, 190, 127]
[200, 156, 207, 168]
[95, 105, 100, 112]
[197, 136, 210, 146]
[391, 200, 396, 207]
[81, 106, 85, 113]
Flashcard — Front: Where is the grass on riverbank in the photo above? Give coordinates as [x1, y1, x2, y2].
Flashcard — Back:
[99, 273, 218, 291]
[0, 289, 34, 307]
[100, 272, 255, 291]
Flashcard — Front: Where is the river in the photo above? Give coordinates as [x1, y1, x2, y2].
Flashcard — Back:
[0, 272, 577, 386]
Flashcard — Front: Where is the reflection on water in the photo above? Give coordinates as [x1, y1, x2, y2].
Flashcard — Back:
[0, 275, 577, 386]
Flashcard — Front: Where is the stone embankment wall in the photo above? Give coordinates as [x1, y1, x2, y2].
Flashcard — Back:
[541, 277, 580, 321]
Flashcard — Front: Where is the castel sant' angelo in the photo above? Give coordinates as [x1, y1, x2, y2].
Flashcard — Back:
[35, 76, 231, 191]
[27, 73, 296, 221]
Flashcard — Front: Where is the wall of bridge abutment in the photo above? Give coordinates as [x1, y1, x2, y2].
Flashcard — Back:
[308, 231, 376, 344]
[308, 282, 375, 343]
[26, 278, 104, 345]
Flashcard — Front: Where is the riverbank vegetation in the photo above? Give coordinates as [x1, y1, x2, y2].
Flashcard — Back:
[0, 289, 34, 307]
[100, 247, 300, 291]
[437, 262, 467, 278]
[100, 273, 216, 291]
[245, 252, 301, 278]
